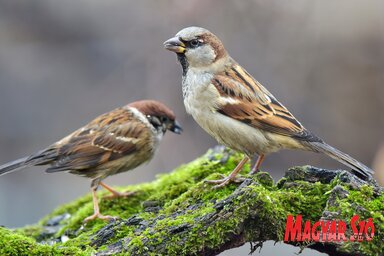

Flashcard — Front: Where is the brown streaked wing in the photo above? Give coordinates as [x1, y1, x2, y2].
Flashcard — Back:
[213, 64, 320, 142]
[46, 109, 149, 172]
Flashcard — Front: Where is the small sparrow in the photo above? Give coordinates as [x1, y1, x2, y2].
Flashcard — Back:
[164, 26, 373, 188]
[0, 100, 182, 222]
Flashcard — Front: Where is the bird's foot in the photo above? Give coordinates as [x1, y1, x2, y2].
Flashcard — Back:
[205, 174, 245, 189]
[104, 190, 136, 200]
[83, 213, 118, 223]
[249, 167, 260, 175]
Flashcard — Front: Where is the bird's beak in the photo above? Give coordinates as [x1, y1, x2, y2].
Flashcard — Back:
[164, 37, 186, 53]
[169, 120, 183, 134]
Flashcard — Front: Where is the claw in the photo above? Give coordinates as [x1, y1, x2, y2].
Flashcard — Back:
[205, 175, 245, 189]
[83, 213, 118, 223]
[86, 182, 122, 223]
[249, 168, 260, 175]
[205, 156, 250, 189]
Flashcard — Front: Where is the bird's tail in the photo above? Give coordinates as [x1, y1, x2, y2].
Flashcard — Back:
[0, 148, 56, 176]
[308, 141, 374, 180]
[0, 156, 30, 176]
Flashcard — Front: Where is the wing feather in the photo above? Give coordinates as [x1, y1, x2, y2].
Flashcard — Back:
[213, 63, 321, 142]
[46, 108, 149, 172]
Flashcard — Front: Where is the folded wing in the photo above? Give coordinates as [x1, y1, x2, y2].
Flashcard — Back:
[212, 63, 321, 142]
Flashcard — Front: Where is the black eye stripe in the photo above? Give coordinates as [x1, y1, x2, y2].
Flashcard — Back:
[182, 38, 203, 48]
[190, 39, 199, 46]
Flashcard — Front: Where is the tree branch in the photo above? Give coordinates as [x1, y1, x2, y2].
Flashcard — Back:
[1, 146, 382, 256]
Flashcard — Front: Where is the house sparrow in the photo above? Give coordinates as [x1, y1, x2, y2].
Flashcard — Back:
[164, 26, 373, 188]
[0, 100, 182, 222]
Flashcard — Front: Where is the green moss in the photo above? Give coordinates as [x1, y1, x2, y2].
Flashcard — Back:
[0, 148, 381, 255]
[0, 227, 91, 255]
[278, 181, 332, 220]
[255, 171, 274, 187]
[327, 185, 384, 255]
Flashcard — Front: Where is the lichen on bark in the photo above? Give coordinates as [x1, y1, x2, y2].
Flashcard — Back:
[1, 146, 383, 256]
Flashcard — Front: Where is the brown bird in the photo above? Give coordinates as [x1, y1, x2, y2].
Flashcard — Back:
[164, 26, 373, 188]
[0, 100, 182, 222]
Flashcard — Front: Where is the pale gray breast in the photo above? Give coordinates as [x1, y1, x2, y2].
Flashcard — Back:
[182, 69, 215, 114]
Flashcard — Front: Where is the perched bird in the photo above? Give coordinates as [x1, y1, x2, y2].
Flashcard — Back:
[164, 26, 373, 188]
[0, 100, 182, 222]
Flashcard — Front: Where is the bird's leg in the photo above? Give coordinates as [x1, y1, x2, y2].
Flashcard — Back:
[249, 154, 265, 175]
[83, 179, 117, 223]
[100, 181, 136, 199]
[205, 156, 249, 189]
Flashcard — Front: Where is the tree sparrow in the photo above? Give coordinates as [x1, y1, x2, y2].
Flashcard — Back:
[164, 26, 373, 188]
[0, 100, 182, 222]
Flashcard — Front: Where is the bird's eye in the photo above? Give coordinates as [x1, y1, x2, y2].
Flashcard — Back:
[160, 116, 168, 122]
[189, 39, 201, 48]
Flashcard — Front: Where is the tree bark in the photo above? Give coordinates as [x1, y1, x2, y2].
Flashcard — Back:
[1, 146, 383, 256]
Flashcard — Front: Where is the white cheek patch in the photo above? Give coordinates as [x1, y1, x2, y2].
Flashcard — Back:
[187, 45, 216, 67]
[200, 45, 216, 61]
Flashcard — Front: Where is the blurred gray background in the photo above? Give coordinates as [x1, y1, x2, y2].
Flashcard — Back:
[0, 1, 383, 255]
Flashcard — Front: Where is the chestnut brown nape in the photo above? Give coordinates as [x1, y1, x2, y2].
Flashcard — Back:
[199, 33, 227, 61]
[128, 100, 176, 120]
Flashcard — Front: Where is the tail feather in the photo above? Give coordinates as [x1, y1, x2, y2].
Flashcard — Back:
[0, 148, 57, 176]
[0, 156, 30, 176]
[309, 141, 374, 180]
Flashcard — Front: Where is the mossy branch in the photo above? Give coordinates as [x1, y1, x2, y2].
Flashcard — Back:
[1, 146, 383, 256]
